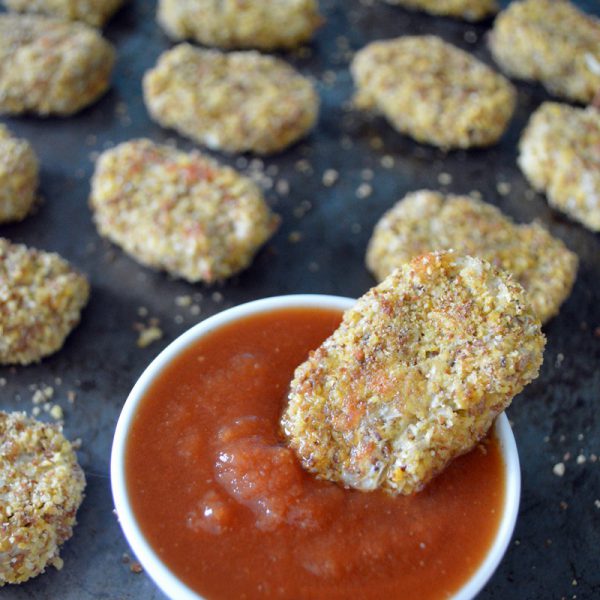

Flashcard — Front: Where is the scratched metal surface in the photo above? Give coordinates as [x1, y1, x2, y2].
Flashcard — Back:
[1, 0, 599, 598]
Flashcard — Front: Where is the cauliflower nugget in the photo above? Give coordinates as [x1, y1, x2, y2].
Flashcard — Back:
[366, 191, 578, 323]
[0, 411, 85, 586]
[0, 15, 115, 116]
[0, 238, 90, 365]
[143, 44, 318, 155]
[0, 124, 39, 223]
[282, 252, 545, 495]
[519, 102, 600, 232]
[157, 0, 323, 50]
[489, 0, 600, 104]
[90, 139, 280, 283]
[351, 36, 516, 149]
[1, 0, 125, 27]
[383, 0, 497, 21]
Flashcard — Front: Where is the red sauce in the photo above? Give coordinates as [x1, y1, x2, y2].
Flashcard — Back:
[126, 308, 505, 600]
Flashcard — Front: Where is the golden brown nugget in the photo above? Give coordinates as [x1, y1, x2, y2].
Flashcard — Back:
[0, 124, 39, 223]
[282, 252, 545, 495]
[90, 139, 280, 283]
[351, 36, 516, 149]
[489, 0, 600, 104]
[0, 411, 85, 586]
[519, 102, 600, 232]
[143, 44, 318, 155]
[0, 15, 115, 116]
[366, 191, 578, 323]
[157, 0, 323, 50]
[384, 0, 497, 21]
[0, 238, 90, 365]
[1, 0, 125, 27]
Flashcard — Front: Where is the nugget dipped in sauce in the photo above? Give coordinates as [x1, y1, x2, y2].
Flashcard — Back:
[282, 252, 545, 495]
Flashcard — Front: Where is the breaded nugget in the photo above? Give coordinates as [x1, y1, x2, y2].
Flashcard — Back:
[1, 0, 125, 27]
[0, 124, 39, 223]
[157, 0, 322, 50]
[282, 252, 545, 495]
[0, 411, 85, 586]
[519, 102, 600, 232]
[143, 44, 318, 155]
[366, 191, 578, 323]
[89, 139, 280, 283]
[351, 36, 516, 149]
[0, 15, 115, 116]
[384, 0, 497, 21]
[0, 238, 89, 365]
[489, 0, 600, 104]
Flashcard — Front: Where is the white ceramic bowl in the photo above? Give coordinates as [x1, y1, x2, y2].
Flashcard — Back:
[111, 294, 521, 600]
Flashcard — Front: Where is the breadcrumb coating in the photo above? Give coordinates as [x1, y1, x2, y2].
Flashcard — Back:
[0, 124, 39, 223]
[0, 411, 85, 586]
[351, 36, 515, 149]
[519, 102, 600, 232]
[366, 191, 578, 323]
[90, 139, 280, 283]
[1, 0, 125, 27]
[0, 15, 115, 116]
[384, 0, 497, 21]
[282, 252, 545, 495]
[0, 238, 90, 365]
[157, 0, 323, 50]
[143, 44, 318, 155]
[489, 0, 600, 104]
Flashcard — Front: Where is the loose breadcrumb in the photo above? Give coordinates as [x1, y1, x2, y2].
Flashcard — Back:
[518, 102, 600, 232]
[0, 411, 85, 585]
[351, 36, 516, 149]
[137, 326, 163, 349]
[0, 15, 115, 115]
[489, 0, 600, 104]
[0, 238, 90, 365]
[143, 44, 318, 155]
[384, 0, 497, 21]
[282, 252, 545, 494]
[366, 191, 578, 323]
[157, 0, 322, 50]
[0, 124, 38, 223]
[1, 0, 125, 27]
[90, 139, 280, 283]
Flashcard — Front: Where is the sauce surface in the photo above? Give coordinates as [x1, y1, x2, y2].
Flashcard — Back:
[126, 308, 505, 600]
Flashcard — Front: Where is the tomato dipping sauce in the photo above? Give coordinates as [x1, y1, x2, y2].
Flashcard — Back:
[126, 308, 506, 600]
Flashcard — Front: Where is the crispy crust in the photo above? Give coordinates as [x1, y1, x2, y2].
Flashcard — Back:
[0, 411, 85, 586]
[384, 0, 497, 21]
[519, 102, 600, 232]
[351, 36, 516, 149]
[0, 238, 90, 365]
[489, 0, 600, 104]
[282, 252, 545, 494]
[157, 0, 323, 50]
[1, 0, 125, 27]
[143, 44, 319, 155]
[0, 124, 39, 223]
[366, 191, 578, 323]
[0, 15, 115, 116]
[90, 139, 280, 283]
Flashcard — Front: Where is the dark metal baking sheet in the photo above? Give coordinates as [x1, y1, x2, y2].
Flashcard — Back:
[1, 0, 599, 598]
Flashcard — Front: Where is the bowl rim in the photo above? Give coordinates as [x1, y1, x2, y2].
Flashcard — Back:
[110, 293, 521, 600]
